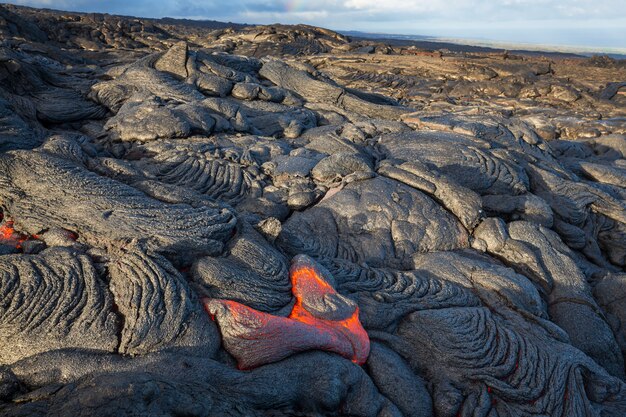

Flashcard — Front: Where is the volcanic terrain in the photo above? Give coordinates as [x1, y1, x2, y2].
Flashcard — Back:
[1, 4, 626, 417]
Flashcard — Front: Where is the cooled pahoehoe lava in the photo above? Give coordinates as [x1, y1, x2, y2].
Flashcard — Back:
[0, 4, 626, 417]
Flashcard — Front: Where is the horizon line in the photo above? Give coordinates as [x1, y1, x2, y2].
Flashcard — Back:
[4, 3, 625, 56]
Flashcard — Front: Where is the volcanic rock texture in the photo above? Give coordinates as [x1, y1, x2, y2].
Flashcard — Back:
[1, 4, 626, 417]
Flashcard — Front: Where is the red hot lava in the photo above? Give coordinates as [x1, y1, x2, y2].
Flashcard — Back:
[204, 255, 370, 369]
[0, 221, 29, 249]
[0, 214, 44, 250]
[288, 265, 370, 364]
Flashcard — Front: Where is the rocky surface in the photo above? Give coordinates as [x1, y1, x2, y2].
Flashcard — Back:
[1, 4, 626, 417]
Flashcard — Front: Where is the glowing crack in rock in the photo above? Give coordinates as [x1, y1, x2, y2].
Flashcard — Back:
[0, 220, 31, 249]
[204, 254, 370, 369]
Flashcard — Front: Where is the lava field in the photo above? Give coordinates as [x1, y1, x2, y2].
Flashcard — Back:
[1, 4, 626, 417]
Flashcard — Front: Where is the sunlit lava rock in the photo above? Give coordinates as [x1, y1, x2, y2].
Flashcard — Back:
[204, 254, 370, 369]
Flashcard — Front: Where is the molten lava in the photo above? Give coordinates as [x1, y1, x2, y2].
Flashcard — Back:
[0, 221, 29, 249]
[204, 255, 370, 369]
[288, 265, 369, 364]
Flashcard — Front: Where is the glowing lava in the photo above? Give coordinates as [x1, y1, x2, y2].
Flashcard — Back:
[204, 254, 370, 369]
[0, 221, 28, 249]
[288, 263, 370, 364]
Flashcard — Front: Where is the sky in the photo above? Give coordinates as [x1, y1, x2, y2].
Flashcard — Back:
[7, 0, 626, 50]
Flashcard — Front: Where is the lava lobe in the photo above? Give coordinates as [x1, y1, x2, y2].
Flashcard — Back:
[204, 254, 370, 369]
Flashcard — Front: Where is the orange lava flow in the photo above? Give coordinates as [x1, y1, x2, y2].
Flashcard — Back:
[205, 257, 371, 368]
[288, 265, 370, 364]
[0, 221, 28, 249]
[0, 219, 44, 250]
[290, 266, 335, 297]
[0, 223, 14, 239]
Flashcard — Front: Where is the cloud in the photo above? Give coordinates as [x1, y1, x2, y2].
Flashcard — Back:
[241, 10, 330, 22]
[4, 0, 626, 48]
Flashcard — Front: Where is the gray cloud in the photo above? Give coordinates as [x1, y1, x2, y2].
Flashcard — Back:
[6, 0, 626, 48]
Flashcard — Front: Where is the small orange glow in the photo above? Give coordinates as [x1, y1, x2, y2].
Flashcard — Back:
[0, 222, 14, 240]
[0, 220, 38, 250]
